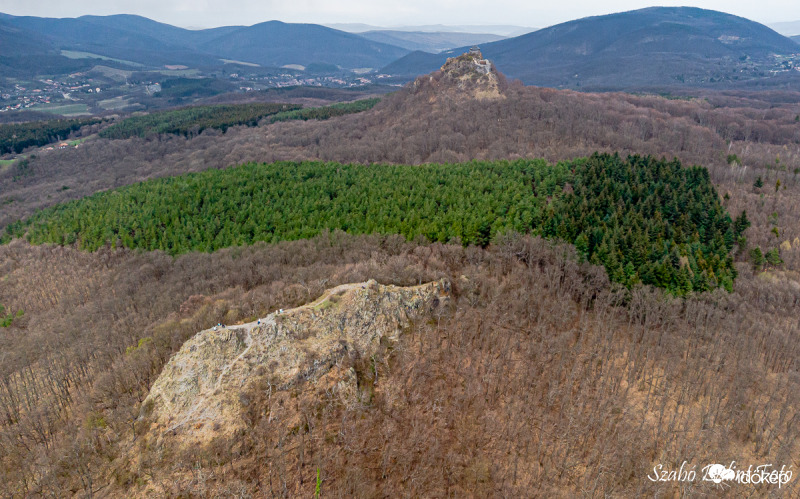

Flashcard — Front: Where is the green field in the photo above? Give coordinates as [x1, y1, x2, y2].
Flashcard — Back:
[220, 59, 260, 67]
[158, 69, 201, 77]
[68, 135, 94, 146]
[88, 65, 134, 81]
[33, 103, 91, 117]
[60, 50, 143, 68]
[0, 159, 16, 172]
[98, 96, 133, 110]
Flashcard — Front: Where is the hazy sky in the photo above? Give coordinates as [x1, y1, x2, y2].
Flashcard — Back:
[0, 0, 798, 29]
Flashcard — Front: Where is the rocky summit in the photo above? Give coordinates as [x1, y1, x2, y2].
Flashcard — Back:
[411, 47, 505, 101]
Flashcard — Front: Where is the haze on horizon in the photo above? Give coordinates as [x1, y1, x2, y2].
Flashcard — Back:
[0, 0, 798, 32]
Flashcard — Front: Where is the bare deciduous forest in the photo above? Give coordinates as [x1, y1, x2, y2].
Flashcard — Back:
[1, 233, 799, 496]
[3, 77, 800, 259]
[1, 67, 800, 496]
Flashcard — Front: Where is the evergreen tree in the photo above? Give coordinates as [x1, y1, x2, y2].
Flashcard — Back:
[749, 247, 765, 268]
[6, 154, 738, 295]
[765, 248, 783, 267]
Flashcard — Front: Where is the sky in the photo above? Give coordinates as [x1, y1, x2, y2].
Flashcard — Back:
[0, 0, 798, 30]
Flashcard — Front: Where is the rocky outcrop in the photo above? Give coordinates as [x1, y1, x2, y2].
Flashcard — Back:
[409, 48, 505, 103]
[142, 279, 450, 446]
[436, 49, 504, 101]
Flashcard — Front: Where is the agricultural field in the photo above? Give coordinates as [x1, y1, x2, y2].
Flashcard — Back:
[97, 96, 135, 111]
[60, 50, 144, 68]
[31, 103, 91, 116]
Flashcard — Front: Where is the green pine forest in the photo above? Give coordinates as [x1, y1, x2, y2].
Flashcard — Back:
[98, 102, 301, 139]
[267, 98, 381, 123]
[0, 117, 102, 154]
[96, 98, 381, 140]
[2, 153, 745, 294]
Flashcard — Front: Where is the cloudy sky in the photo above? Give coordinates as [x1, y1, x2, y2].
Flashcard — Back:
[0, 0, 797, 29]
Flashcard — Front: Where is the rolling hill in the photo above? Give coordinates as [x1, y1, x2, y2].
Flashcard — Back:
[76, 14, 241, 48]
[0, 13, 410, 72]
[381, 7, 800, 90]
[793, 35, 800, 44]
[1, 15, 221, 68]
[195, 21, 409, 69]
[0, 18, 102, 76]
[0, 17, 53, 55]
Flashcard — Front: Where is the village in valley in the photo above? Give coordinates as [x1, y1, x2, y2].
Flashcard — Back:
[0, 76, 102, 114]
[1, 62, 393, 117]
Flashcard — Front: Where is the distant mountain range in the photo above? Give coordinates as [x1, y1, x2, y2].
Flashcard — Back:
[793, 35, 800, 44]
[382, 7, 800, 90]
[0, 13, 533, 76]
[190, 21, 409, 69]
[769, 20, 800, 36]
[1, 9, 798, 91]
[358, 31, 505, 53]
[325, 23, 535, 37]
[0, 13, 410, 72]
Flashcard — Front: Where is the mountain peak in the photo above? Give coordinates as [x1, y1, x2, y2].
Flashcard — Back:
[441, 47, 492, 77]
[413, 47, 505, 101]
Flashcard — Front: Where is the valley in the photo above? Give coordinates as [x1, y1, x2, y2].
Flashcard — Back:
[0, 66, 388, 118]
[2, 7, 800, 122]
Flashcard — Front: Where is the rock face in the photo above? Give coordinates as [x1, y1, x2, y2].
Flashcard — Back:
[408, 48, 505, 103]
[435, 49, 504, 101]
[142, 279, 450, 445]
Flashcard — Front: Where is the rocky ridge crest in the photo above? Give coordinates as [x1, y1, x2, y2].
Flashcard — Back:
[412, 48, 505, 101]
[142, 279, 451, 447]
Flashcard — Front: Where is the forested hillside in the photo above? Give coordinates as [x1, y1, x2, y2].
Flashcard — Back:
[0, 17, 99, 77]
[1, 54, 800, 496]
[381, 7, 800, 90]
[195, 20, 409, 69]
[7, 155, 743, 294]
[98, 103, 300, 139]
[1, 232, 799, 496]
[267, 97, 380, 123]
[0, 117, 101, 154]
[93, 99, 380, 141]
